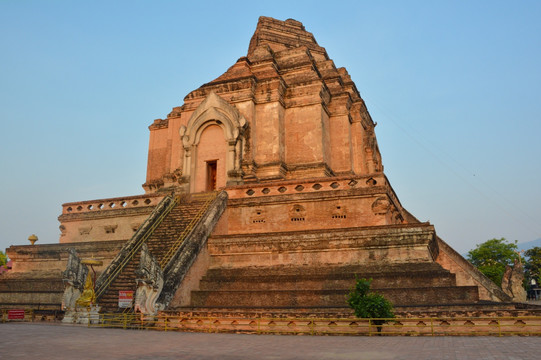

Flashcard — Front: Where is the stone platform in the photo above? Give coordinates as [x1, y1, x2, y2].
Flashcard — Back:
[180, 222, 492, 311]
[192, 263, 479, 308]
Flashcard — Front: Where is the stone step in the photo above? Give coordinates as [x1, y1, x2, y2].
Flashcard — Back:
[0, 279, 64, 292]
[105, 285, 136, 292]
[191, 286, 479, 308]
[0, 302, 62, 310]
[204, 262, 449, 278]
[101, 282, 138, 293]
[199, 262, 457, 291]
[0, 291, 63, 305]
[199, 271, 456, 291]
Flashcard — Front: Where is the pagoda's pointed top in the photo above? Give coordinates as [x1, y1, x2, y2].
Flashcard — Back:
[247, 16, 326, 57]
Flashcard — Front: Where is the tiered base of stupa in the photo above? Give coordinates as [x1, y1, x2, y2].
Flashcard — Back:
[160, 176, 511, 313]
[0, 176, 529, 317]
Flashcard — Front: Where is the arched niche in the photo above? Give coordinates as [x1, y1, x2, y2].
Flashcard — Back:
[179, 92, 247, 193]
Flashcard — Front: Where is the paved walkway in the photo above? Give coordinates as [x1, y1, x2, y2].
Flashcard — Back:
[1, 323, 540, 359]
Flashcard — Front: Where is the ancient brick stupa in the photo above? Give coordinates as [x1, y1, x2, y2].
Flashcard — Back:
[1, 17, 513, 315]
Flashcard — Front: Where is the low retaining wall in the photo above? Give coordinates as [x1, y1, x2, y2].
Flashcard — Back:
[4, 308, 541, 336]
[91, 312, 541, 336]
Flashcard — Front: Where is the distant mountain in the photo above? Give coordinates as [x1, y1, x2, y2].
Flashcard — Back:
[517, 238, 541, 252]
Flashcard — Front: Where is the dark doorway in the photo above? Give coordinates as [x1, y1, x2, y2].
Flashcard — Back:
[206, 160, 217, 191]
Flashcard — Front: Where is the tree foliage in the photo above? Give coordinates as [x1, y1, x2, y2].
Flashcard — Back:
[0, 250, 7, 267]
[347, 278, 394, 320]
[524, 247, 541, 285]
[467, 238, 520, 287]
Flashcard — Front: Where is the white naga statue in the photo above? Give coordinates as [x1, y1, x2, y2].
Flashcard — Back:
[61, 248, 89, 311]
[134, 243, 164, 317]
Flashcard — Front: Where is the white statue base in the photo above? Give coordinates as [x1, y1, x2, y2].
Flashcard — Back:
[62, 308, 76, 323]
[62, 305, 101, 324]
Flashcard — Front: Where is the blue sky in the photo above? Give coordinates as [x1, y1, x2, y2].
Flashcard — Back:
[1, 0, 540, 254]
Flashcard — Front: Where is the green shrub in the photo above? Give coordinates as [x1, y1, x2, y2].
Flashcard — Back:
[347, 277, 394, 332]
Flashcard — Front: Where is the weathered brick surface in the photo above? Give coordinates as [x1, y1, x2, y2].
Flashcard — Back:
[191, 225, 479, 309]
[144, 17, 381, 191]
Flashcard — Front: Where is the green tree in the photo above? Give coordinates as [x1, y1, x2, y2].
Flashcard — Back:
[347, 278, 394, 333]
[467, 238, 520, 287]
[524, 246, 541, 287]
[0, 250, 7, 268]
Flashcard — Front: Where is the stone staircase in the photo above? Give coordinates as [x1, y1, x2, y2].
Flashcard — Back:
[98, 260, 139, 312]
[97, 192, 223, 312]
